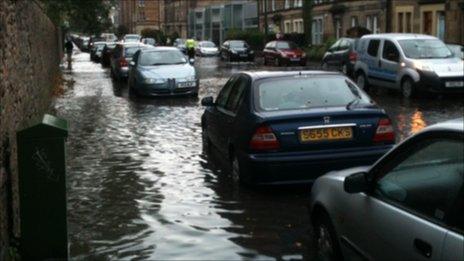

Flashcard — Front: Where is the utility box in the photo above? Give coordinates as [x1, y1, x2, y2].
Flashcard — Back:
[17, 114, 68, 260]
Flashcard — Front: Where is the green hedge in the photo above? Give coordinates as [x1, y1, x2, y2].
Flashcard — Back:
[225, 29, 268, 50]
[305, 37, 336, 61]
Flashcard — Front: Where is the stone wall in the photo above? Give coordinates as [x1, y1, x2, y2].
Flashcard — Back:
[0, 0, 61, 257]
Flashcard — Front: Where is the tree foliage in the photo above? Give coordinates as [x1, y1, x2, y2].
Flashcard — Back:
[115, 25, 129, 39]
[40, 0, 115, 35]
[140, 28, 167, 45]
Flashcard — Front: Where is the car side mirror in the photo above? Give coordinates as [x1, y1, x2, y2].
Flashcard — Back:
[201, 96, 215, 106]
[344, 172, 369, 194]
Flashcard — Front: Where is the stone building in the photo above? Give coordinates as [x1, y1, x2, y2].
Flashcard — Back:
[118, 0, 164, 33]
[164, 0, 196, 38]
[258, 0, 305, 34]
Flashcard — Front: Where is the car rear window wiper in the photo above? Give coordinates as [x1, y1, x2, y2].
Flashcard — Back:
[346, 97, 361, 110]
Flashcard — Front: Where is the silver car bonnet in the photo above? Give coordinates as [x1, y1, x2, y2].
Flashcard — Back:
[139, 63, 195, 80]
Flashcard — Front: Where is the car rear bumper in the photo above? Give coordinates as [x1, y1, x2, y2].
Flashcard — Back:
[240, 145, 393, 185]
[417, 70, 464, 93]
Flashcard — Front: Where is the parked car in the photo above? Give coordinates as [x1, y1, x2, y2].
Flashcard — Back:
[354, 33, 464, 98]
[309, 118, 463, 261]
[201, 71, 395, 185]
[101, 33, 117, 42]
[322, 37, 359, 77]
[90, 41, 106, 62]
[110, 43, 148, 81]
[196, 41, 219, 56]
[101, 42, 117, 67]
[447, 43, 464, 60]
[123, 34, 141, 43]
[263, 40, 307, 66]
[220, 40, 255, 62]
[141, 37, 156, 46]
[174, 38, 187, 53]
[88, 36, 105, 51]
[128, 47, 198, 97]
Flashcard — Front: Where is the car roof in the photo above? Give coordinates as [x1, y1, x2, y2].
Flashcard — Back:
[93, 41, 107, 45]
[117, 42, 146, 47]
[142, 47, 180, 52]
[423, 118, 464, 133]
[241, 70, 345, 81]
[361, 33, 438, 41]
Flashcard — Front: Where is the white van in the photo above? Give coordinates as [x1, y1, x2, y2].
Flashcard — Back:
[354, 34, 464, 98]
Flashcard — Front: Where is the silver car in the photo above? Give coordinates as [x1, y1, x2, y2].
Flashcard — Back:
[128, 47, 199, 97]
[309, 118, 463, 261]
[354, 34, 464, 98]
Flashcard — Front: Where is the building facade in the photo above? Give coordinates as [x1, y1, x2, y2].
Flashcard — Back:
[118, 0, 164, 34]
[164, 0, 195, 38]
[256, 0, 463, 45]
[188, 0, 258, 45]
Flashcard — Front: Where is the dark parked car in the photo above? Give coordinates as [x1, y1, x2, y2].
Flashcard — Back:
[220, 40, 255, 62]
[263, 41, 307, 66]
[90, 41, 106, 62]
[201, 71, 395, 185]
[309, 118, 463, 261]
[110, 43, 148, 81]
[322, 37, 359, 77]
[101, 42, 117, 67]
[128, 47, 198, 97]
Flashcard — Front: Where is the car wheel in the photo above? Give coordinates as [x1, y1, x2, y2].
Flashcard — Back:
[313, 212, 343, 261]
[401, 77, 415, 99]
[356, 72, 370, 92]
[322, 62, 328, 70]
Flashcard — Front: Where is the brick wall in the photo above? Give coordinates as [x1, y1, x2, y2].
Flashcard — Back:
[0, 0, 61, 257]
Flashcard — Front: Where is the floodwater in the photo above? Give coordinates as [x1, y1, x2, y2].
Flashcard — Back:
[55, 50, 463, 260]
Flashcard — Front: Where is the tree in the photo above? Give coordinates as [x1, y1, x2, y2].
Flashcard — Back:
[303, 0, 314, 46]
[40, 0, 116, 35]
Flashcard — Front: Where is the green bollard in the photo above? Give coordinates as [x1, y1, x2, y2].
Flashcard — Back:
[17, 114, 68, 260]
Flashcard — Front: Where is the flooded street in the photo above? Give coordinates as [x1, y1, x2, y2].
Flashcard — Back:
[55, 51, 463, 260]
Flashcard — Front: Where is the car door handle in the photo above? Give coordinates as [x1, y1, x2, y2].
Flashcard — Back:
[414, 238, 432, 258]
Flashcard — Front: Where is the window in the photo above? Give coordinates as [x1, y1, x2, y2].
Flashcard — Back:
[423, 11, 433, 35]
[406, 12, 412, 33]
[382, 40, 400, 62]
[339, 39, 351, 51]
[329, 39, 342, 51]
[375, 138, 463, 224]
[334, 18, 341, 39]
[284, 20, 292, 33]
[398, 12, 404, 33]
[294, 0, 303, 8]
[367, 39, 380, 57]
[216, 76, 237, 108]
[351, 16, 358, 27]
[437, 12, 445, 40]
[312, 17, 323, 45]
[366, 16, 372, 32]
[225, 76, 248, 113]
[293, 19, 303, 33]
[373, 16, 379, 34]
[256, 76, 371, 111]
[265, 41, 275, 49]
[285, 0, 290, 9]
[272, 0, 275, 11]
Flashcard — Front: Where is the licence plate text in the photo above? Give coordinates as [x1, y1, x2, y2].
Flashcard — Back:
[445, 81, 464, 88]
[299, 127, 353, 142]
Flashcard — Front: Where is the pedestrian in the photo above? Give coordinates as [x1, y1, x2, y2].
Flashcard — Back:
[186, 38, 196, 60]
[65, 38, 74, 70]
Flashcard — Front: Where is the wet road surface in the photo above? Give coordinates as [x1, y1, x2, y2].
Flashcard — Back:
[56, 51, 463, 260]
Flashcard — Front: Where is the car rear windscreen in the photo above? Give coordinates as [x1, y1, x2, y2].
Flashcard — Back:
[124, 47, 141, 57]
[256, 76, 370, 111]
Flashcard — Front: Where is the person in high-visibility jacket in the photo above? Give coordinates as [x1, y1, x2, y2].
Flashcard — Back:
[186, 38, 196, 59]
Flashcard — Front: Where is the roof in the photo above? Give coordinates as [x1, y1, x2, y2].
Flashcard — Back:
[424, 118, 464, 133]
[242, 70, 345, 80]
[361, 33, 438, 41]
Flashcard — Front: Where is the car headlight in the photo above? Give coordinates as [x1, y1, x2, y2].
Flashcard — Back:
[185, 75, 197, 82]
[414, 62, 434, 72]
[144, 78, 165, 84]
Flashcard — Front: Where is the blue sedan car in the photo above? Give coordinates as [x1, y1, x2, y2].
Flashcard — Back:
[128, 47, 199, 97]
[201, 71, 395, 185]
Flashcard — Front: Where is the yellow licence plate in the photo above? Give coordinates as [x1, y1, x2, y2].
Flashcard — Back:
[299, 127, 353, 142]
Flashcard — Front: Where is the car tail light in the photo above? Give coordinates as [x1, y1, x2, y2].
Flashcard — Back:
[120, 58, 128, 67]
[250, 125, 280, 151]
[349, 51, 357, 62]
[373, 118, 395, 143]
